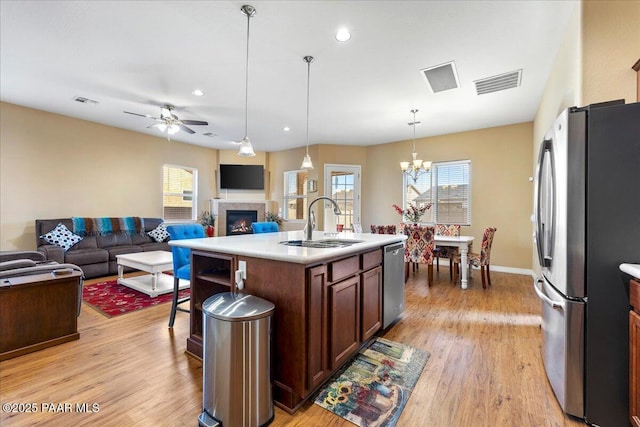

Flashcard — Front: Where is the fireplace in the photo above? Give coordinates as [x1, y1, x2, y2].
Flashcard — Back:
[226, 210, 257, 235]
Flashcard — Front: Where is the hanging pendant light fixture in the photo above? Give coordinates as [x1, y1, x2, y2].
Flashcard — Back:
[300, 55, 314, 170]
[400, 109, 431, 182]
[237, 5, 256, 157]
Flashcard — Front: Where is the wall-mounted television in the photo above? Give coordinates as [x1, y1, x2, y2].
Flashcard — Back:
[219, 164, 264, 190]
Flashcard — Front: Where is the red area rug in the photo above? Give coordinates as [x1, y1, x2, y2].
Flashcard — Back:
[82, 278, 189, 318]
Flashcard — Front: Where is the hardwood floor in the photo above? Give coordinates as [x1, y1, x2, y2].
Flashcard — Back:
[0, 268, 585, 426]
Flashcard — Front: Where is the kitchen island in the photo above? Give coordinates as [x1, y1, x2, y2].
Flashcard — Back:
[170, 230, 406, 413]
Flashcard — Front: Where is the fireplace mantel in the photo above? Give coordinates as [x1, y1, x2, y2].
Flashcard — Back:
[210, 199, 278, 236]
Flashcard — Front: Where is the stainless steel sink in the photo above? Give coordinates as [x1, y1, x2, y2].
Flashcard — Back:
[279, 239, 364, 248]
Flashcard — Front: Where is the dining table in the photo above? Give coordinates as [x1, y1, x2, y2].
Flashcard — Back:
[434, 235, 475, 289]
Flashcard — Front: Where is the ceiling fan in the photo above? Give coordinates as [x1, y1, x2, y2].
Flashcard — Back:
[124, 104, 208, 138]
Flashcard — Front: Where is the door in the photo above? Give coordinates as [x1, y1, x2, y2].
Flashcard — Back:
[534, 110, 569, 294]
[533, 278, 585, 418]
[328, 275, 360, 370]
[306, 265, 328, 390]
[534, 138, 555, 270]
[360, 266, 382, 341]
[324, 164, 361, 230]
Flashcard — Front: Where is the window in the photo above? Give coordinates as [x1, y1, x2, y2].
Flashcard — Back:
[283, 170, 308, 220]
[163, 164, 197, 221]
[325, 164, 361, 230]
[403, 160, 471, 225]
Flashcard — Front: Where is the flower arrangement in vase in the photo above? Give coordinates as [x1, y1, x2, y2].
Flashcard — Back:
[198, 210, 216, 237]
[392, 203, 432, 224]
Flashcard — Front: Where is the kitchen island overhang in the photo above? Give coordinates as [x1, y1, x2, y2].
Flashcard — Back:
[169, 230, 407, 413]
[169, 230, 406, 264]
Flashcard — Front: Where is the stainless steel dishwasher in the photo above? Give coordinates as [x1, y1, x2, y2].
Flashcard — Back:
[383, 242, 405, 328]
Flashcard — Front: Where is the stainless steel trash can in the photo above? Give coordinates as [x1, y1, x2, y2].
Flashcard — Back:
[198, 292, 275, 427]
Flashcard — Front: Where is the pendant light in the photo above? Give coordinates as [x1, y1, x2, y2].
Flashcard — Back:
[237, 5, 256, 157]
[400, 109, 431, 182]
[300, 55, 314, 170]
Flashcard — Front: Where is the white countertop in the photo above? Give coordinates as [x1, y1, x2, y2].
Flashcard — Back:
[620, 263, 640, 280]
[169, 230, 406, 264]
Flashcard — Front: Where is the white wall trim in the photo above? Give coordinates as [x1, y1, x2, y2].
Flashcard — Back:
[484, 265, 534, 277]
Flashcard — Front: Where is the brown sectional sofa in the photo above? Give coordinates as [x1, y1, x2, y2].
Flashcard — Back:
[35, 218, 170, 279]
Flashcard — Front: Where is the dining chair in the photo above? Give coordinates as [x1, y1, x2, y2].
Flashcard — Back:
[402, 224, 435, 286]
[453, 227, 497, 289]
[251, 221, 279, 233]
[433, 224, 461, 281]
[166, 224, 205, 328]
[370, 224, 397, 235]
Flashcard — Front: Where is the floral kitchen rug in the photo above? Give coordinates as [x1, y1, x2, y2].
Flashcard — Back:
[314, 337, 430, 427]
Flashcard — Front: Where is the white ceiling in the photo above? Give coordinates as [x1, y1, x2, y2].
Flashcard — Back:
[0, 1, 577, 152]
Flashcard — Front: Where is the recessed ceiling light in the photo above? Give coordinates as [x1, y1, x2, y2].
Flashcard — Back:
[283, 126, 291, 132]
[192, 89, 204, 96]
[335, 28, 351, 42]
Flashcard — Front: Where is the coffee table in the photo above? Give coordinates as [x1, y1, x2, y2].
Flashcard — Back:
[116, 251, 187, 297]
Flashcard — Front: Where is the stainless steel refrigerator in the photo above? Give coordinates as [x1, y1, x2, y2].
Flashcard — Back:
[533, 100, 640, 427]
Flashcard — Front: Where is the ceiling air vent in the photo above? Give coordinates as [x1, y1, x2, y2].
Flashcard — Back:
[420, 61, 460, 93]
[73, 96, 99, 105]
[474, 69, 522, 95]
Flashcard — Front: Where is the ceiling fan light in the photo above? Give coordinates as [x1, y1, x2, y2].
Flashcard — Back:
[168, 124, 180, 134]
[300, 154, 314, 170]
[157, 123, 167, 132]
[237, 137, 256, 157]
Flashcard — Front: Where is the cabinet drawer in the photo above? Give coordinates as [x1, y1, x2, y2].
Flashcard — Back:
[361, 249, 382, 271]
[329, 255, 359, 283]
[632, 279, 640, 314]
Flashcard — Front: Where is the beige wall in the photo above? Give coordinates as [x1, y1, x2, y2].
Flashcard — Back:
[533, 3, 583, 151]
[581, 0, 640, 105]
[261, 123, 538, 271]
[364, 123, 534, 270]
[268, 145, 312, 207]
[0, 102, 217, 251]
[1, 102, 534, 270]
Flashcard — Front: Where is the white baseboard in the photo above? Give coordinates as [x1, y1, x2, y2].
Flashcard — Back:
[439, 263, 534, 277]
[482, 265, 534, 277]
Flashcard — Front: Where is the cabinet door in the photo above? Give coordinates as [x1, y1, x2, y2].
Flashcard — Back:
[307, 265, 328, 390]
[361, 266, 382, 342]
[631, 310, 640, 427]
[328, 275, 360, 370]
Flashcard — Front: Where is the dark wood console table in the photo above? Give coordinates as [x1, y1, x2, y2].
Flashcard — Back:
[0, 271, 81, 360]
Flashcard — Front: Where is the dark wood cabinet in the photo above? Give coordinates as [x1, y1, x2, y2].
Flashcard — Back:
[188, 246, 385, 413]
[307, 264, 328, 390]
[630, 278, 640, 427]
[361, 266, 382, 342]
[328, 275, 361, 370]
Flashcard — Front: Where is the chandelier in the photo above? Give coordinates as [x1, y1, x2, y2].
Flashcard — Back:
[400, 109, 431, 182]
